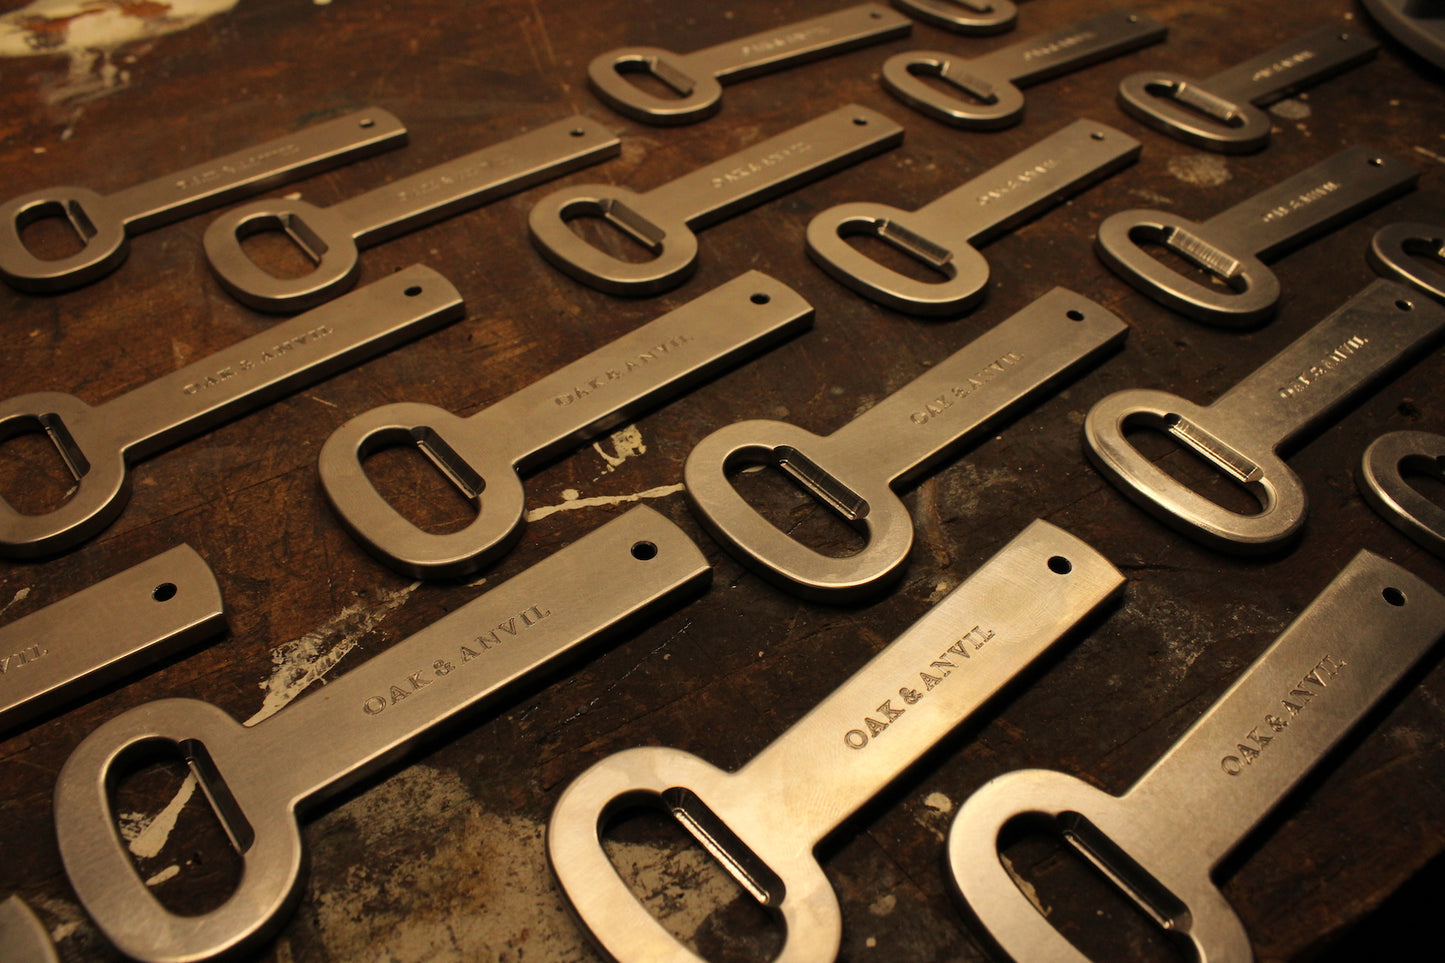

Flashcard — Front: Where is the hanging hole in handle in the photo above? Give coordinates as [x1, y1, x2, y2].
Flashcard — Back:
[631, 540, 658, 561]
[570, 127, 586, 137]
[359, 117, 375, 128]
[1395, 299, 1414, 311]
[404, 285, 422, 297]
[853, 116, 870, 125]
[870, 10, 882, 17]
[1383, 586, 1407, 607]
[1368, 157, 1384, 167]
[1066, 309, 1085, 321]
[1091, 131, 1105, 141]
[1047, 555, 1073, 575]
[1127, 14, 1140, 22]
[750, 292, 771, 305]
[152, 582, 178, 602]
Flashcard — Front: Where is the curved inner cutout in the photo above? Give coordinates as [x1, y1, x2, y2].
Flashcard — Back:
[1398, 234, 1445, 278]
[1401, 452, 1445, 508]
[562, 197, 666, 264]
[724, 447, 869, 557]
[906, 61, 997, 106]
[360, 428, 483, 536]
[1126, 224, 1249, 293]
[998, 812, 1190, 962]
[236, 212, 329, 279]
[1142, 79, 1246, 128]
[109, 739, 245, 917]
[1121, 415, 1264, 517]
[0, 416, 88, 515]
[615, 56, 696, 100]
[839, 218, 957, 285]
[17, 199, 92, 260]
[601, 793, 784, 963]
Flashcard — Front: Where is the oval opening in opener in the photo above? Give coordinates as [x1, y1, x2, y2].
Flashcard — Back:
[1125, 223, 1250, 294]
[840, 217, 958, 284]
[723, 444, 869, 557]
[235, 211, 330, 280]
[16, 199, 92, 260]
[0, 415, 88, 516]
[1400, 452, 1445, 509]
[906, 60, 999, 106]
[561, 196, 667, 263]
[1140, 79, 1246, 129]
[613, 55, 697, 100]
[358, 425, 484, 536]
[1121, 413, 1265, 517]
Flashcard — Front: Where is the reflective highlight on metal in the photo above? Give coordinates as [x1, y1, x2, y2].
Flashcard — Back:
[1359, 430, 1445, 558]
[1368, 222, 1445, 302]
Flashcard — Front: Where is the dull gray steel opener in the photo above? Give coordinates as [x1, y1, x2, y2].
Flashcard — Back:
[588, 4, 910, 125]
[0, 545, 225, 734]
[1096, 146, 1418, 326]
[1359, 430, 1445, 558]
[948, 549, 1445, 963]
[685, 288, 1126, 601]
[527, 105, 904, 295]
[1369, 222, 1445, 303]
[0, 265, 463, 559]
[1083, 280, 1445, 554]
[806, 119, 1139, 316]
[53, 505, 710, 963]
[0, 109, 406, 294]
[1118, 26, 1378, 153]
[319, 271, 812, 578]
[203, 116, 620, 312]
[892, 0, 1017, 36]
[881, 10, 1165, 129]
[0, 896, 59, 963]
[547, 520, 1124, 963]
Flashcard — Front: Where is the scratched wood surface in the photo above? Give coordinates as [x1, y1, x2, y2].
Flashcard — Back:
[0, 0, 1442, 960]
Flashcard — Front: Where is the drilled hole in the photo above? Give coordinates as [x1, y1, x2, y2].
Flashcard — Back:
[359, 117, 375, 128]
[1067, 309, 1085, 321]
[1384, 586, 1406, 607]
[750, 292, 771, 305]
[1396, 299, 1414, 311]
[631, 540, 658, 560]
[152, 582, 178, 602]
[1048, 555, 1072, 575]
[404, 285, 422, 297]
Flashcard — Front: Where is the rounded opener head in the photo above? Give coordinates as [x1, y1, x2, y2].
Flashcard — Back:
[527, 184, 699, 295]
[881, 50, 1025, 129]
[1359, 429, 1445, 558]
[1368, 222, 1445, 303]
[947, 769, 1252, 962]
[587, 46, 724, 125]
[317, 402, 527, 579]
[54, 698, 308, 963]
[683, 420, 915, 601]
[548, 746, 844, 963]
[1082, 388, 1306, 554]
[203, 198, 360, 313]
[1095, 209, 1280, 327]
[0, 187, 130, 293]
[1116, 71, 1273, 154]
[805, 201, 989, 316]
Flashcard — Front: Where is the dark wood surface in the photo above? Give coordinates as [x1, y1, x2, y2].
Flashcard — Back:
[1, 1, 1443, 960]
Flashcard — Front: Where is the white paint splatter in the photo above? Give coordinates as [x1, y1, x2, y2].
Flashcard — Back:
[123, 773, 196, 859]
[869, 893, 897, 916]
[243, 581, 421, 727]
[1268, 98, 1311, 120]
[526, 483, 684, 522]
[592, 424, 647, 472]
[923, 791, 953, 814]
[1415, 145, 1445, 166]
[1, 586, 30, 617]
[145, 865, 180, 887]
[1166, 154, 1231, 188]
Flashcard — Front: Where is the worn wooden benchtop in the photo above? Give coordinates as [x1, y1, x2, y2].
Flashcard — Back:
[1, 0, 1442, 960]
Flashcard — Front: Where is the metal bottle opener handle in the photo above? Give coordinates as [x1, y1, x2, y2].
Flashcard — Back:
[685, 288, 1126, 601]
[892, 0, 1017, 36]
[0, 545, 225, 734]
[1118, 26, 1379, 153]
[548, 520, 1122, 963]
[203, 116, 620, 312]
[948, 549, 1445, 963]
[1096, 146, 1418, 326]
[527, 105, 904, 295]
[0, 109, 407, 294]
[1369, 222, 1445, 302]
[0, 265, 464, 559]
[806, 119, 1140, 315]
[53, 506, 710, 963]
[1083, 280, 1445, 553]
[0, 896, 59, 963]
[881, 10, 1166, 129]
[588, 4, 910, 125]
[1359, 430, 1445, 558]
[318, 271, 813, 578]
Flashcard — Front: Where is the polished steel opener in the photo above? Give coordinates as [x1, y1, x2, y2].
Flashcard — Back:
[1118, 25, 1378, 153]
[53, 506, 710, 963]
[1083, 280, 1445, 554]
[1359, 430, 1445, 558]
[588, 4, 910, 125]
[0, 545, 225, 734]
[527, 105, 904, 295]
[547, 520, 1124, 963]
[892, 0, 1017, 36]
[319, 271, 812, 578]
[948, 549, 1445, 963]
[1096, 146, 1417, 326]
[203, 116, 620, 312]
[0, 265, 463, 559]
[1369, 222, 1445, 303]
[685, 288, 1126, 601]
[881, 10, 1165, 129]
[0, 109, 406, 294]
[0, 896, 59, 963]
[806, 119, 1139, 315]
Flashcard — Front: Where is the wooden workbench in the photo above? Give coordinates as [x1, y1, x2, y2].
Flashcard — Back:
[1, 1, 1442, 960]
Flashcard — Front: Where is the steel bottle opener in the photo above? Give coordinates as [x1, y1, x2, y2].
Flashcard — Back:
[527, 105, 904, 295]
[881, 10, 1166, 129]
[806, 119, 1139, 315]
[1083, 280, 1445, 553]
[685, 288, 1126, 601]
[0, 265, 463, 559]
[948, 549, 1445, 963]
[318, 271, 812, 578]
[0, 896, 59, 963]
[1359, 430, 1445, 558]
[1096, 146, 1418, 326]
[547, 520, 1124, 963]
[588, 4, 910, 125]
[1118, 26, 1378, 153]
[0, 109, 406, 293]
[0, 545, 225, 734]
[1369, 222, 1445, 302]
[203, 116, 620, 312]
[53, 506, 710, 963]
[892, 0, 1017, 36]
